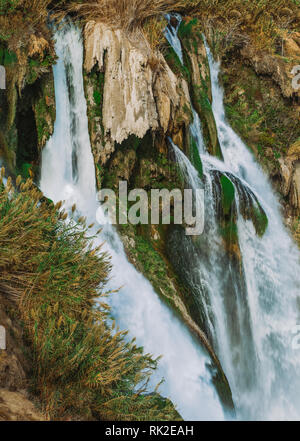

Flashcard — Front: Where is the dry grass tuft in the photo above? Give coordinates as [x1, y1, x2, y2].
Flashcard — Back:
[66, 0, 202, 32]
[0, 1, 55, 51]
[192, 0, 300, 53]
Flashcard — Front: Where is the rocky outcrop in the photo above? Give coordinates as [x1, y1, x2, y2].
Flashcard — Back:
[240, 34, 300, 100]
[0, 306, 28, 392]
[0, 33, 55, 177]
[221, 36, 300, 241]
[84, 22, 159, 144]
[0, 389, 45, 421]
[84, 21, 192, 165]
[181, 30, 222, 158]
[32, 74, 56, 150]
[279, 140, 300, 215]
[0, 304, 45, 421]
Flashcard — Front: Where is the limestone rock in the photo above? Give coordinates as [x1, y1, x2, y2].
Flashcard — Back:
[84, 21, 159, 145]
[0, 389, 45, 421]
[284, 35, 300, 59]
[290, 163, 300, 213]
[241, 45, 299, 99]
[183, 34, 221, 157]
[84, 21, 192, 164]
[279, 141, 300, 213]
[188, 37, 212, 102]
[0, 305, 45, 420]
[287, 139, 300, 161]
[279, 158, 293, 197]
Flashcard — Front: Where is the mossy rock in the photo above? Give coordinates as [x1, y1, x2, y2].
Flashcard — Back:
[163, 43, 190, 81]
[220, 174, 235, 216]
[0, 47, 17, 66]
[190, 134, 203, 178]
[178, 24, 223, 159]
[248, 203, 269, 237]
[33, 73, 56, 149]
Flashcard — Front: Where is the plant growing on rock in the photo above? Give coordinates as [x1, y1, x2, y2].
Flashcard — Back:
[66, 0, 202, 33]
[0, 169, 180, 421]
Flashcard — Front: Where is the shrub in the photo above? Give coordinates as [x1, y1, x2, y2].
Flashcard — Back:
[0, 170, 180, 421]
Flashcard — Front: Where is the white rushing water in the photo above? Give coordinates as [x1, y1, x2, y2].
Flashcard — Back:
[166, 15, 300, 420]
[40, 22, 225, 421]
[204, 39, 300, 421]
[164, 13, 184, 64]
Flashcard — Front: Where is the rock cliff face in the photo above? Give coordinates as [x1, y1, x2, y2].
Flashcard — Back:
[0, 389, 45, 421]
[241, 39, 299, 100]
[279, 141, 300, 214]
[0, 304, 45, 421]
[0, 33, 56, 177]
[220, 31, 300, 240]
[84, 20, 192, 165]
[240, 35, 300, 225]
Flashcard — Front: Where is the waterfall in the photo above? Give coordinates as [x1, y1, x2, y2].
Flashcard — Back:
[166, 16, 300, 420]
[164, 13, 184, 64]
[39, 21, 225, 421]
[205, 38, 300, 421]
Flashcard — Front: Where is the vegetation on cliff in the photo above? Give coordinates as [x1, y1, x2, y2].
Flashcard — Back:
[0, 170, 180, 421]
[0, 0, 299, 420]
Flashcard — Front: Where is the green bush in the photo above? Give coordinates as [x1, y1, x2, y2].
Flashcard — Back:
[0, 171, 180, 421]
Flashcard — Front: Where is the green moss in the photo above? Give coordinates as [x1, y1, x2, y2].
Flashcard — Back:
[220, 175, 235, 215]
[92, 71, 105, 119]
[220, 220, 238, 244]
[84, 68, 105, 164]
[178, 18, 198, 40]
[93, 89, 101, 107]
[33, 74, 56, 149]
[18, 162, 31, 179]
[164, 44, 190, 80]
[178, 18, 203, 57]
[0, 46, 16, 65]
[179, 30, 223, 160]
[251, 204, 269, 237]
[190, 136, 203, 178]
[222, 63, 300, 172]
[135, 236, 166, 277]
[119, 223, 190, 323]
[26, 55, 55, 85]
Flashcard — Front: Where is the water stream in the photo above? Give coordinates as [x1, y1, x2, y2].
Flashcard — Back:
[167, 17, 300, 420]
[39, 21, 225, 422]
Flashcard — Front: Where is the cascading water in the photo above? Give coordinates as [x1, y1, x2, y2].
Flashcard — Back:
[40, 21, 225, 421]
[205, 38, 300, 421]
[164, 13, 184, 64]
[166, 16, 300, 420]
